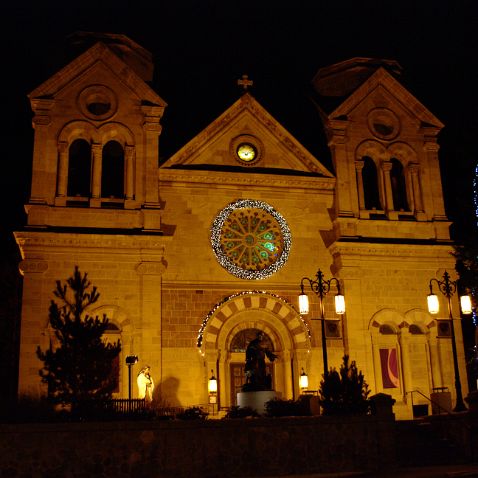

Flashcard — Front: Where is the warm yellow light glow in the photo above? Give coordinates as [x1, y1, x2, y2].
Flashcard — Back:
[460, 295, 472, 315]
[299, 368, 308, 390]
[208, 370, 217, 393]
[335, 294, 345, 315]
[299, 293, 309, 315]
[427, 294, 439, 314]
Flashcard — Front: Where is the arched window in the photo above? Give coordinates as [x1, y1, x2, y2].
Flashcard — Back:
[67, 139, 91, 197]
[390, 158, 409, 212]
[101, 140, 124, 199]
[362, 156, 381, 210]
[104, 322, 121, 394]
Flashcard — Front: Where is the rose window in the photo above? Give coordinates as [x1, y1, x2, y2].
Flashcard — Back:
[211, 199, 291, 280]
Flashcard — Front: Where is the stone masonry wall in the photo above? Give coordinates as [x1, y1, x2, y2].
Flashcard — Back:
[0, 416, 396, 477]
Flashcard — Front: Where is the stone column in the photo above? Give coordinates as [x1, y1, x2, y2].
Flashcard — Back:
[30, 99, 55, 204]
[55, 141, 68, 206]
[141, 105, 164, 207]
[409, 163, 426, 220]
[17, 259, 49, 398]
[90, 143, 102, 207]
[125, 145, 135, 201]
[381, 160, 397, 219]
[136, 258, 167, 394]
[355, 159, 366, 212]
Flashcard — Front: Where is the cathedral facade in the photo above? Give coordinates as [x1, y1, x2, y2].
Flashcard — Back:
[15, 33, 466, 419]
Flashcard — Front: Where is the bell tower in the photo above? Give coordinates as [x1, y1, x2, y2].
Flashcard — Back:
[26, 32, 166, 231]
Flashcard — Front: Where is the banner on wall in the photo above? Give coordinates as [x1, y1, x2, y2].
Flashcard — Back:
[379, 348, 400, 388]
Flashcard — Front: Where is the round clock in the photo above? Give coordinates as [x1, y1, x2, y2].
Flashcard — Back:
[237, 143, 257, 162]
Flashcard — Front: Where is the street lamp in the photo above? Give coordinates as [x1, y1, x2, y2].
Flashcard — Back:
[125, 355, 139, 400]
[427, 271, 472, 412]
[299, 269, 345, 376]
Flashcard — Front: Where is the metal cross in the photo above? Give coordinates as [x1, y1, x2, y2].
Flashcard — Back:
[237, 74, 253, 91]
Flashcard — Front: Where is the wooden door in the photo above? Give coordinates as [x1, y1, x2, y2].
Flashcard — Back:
[230, 362, 274, 405]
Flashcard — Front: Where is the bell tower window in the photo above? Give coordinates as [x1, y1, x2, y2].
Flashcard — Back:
[67, 139, 91, 197]
[362, 156, 381, 210]
[101, 140, 124, 199]
[390, 158, 409, 212]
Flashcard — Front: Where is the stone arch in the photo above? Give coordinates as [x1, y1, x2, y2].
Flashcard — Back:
[91, 304, 134, 398]
[98, 122, 135, 147]
[355, 139, 388, 163]
[198, 291, 311, 406]
[198, 291, 310, 354]
[58, 120, 100, 144]
[387, 142, 417, 166]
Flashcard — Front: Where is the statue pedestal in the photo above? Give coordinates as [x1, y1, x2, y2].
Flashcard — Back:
[237, 390, 280, 415]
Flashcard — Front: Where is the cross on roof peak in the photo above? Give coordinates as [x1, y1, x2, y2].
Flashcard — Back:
[237, 74, 253, 91]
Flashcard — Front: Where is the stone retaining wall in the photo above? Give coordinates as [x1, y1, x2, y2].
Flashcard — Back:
[0, 415, 396, 477]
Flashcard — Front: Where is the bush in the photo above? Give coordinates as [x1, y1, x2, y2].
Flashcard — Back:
[319, 355, 370, 415]
[176, 406, 208, 420]
[265, 395, 313, 417]
[224, 406, 259, 419]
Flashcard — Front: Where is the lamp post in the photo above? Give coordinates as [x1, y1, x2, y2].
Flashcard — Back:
[299, 269, 345, 376]
[427, 271, 472, 412]
[125, 355, 138, 400]
[208, 369, 218, 415]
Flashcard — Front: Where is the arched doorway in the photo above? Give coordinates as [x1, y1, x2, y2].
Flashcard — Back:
[198, 292, 311, 409]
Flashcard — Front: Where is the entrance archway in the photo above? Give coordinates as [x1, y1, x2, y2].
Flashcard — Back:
[198, 291, 311, 408]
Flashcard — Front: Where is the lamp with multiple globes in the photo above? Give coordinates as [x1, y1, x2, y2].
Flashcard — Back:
[298, 269, 345, 376]
[427, 270, 472, 412]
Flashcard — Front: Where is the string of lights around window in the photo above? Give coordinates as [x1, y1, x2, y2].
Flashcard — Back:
[210, 199, 291, 280]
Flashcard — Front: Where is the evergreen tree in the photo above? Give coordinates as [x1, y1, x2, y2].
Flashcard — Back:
[319, 355, 370, 415]
[37, 267, 121, 410]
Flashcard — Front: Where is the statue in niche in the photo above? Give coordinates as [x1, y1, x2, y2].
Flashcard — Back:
[243, 331, 278, 392]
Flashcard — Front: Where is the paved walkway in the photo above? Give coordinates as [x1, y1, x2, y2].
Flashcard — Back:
[251, 464, 478, 477]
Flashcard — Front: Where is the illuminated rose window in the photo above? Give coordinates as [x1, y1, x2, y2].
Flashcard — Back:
[211, 199, 291, 280]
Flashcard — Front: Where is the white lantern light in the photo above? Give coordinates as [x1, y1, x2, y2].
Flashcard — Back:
[299, 368, 308, 391]
[208, 370, 217, 393]
[427, 293, 439, 315]
[460, 295, 472, 315]
[335, 294, 345, 315]
[299, 293, 310, 315]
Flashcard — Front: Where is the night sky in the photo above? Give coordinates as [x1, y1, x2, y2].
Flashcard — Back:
[1, 1, 477, 245]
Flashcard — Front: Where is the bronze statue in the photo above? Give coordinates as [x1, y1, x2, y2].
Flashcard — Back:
[243, 331, 278, 391]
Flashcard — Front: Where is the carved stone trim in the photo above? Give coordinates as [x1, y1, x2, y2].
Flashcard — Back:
[19, 260, 48, 275]
[136, 261, 167, 275]
[159, 169, 335, 191]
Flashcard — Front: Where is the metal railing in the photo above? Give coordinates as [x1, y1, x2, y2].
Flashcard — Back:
[407, 389, 452, 416]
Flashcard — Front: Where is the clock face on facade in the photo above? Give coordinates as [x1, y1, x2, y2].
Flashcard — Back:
[236, 143, 257, 162]
[211, 199, 291, 280]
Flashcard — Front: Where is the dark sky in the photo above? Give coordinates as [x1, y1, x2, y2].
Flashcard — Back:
[1, 1, 477, 245]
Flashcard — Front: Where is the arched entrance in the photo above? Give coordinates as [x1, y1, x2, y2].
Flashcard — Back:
[198, 291, 311, 409]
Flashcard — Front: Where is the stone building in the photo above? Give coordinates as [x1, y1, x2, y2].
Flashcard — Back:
[14, 33, 466, 419]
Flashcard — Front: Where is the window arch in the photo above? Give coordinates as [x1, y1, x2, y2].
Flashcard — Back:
[101, 140, 125, 199]
[67, 139, 91, 197]
[390, 158, 409, 212]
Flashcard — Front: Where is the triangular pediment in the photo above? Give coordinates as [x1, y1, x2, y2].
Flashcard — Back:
[329, 67, 443, 129]
[28, 41, 166, 107]
[161, 93, 333, 177]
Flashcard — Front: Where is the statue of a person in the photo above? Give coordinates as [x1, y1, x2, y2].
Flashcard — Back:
[243, 331, 278, 391]
[137, 365, 154, 401]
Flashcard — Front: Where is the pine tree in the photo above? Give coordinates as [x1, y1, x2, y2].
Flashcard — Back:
[319, 355, 370, 415]
[37, 267, 121, 411]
